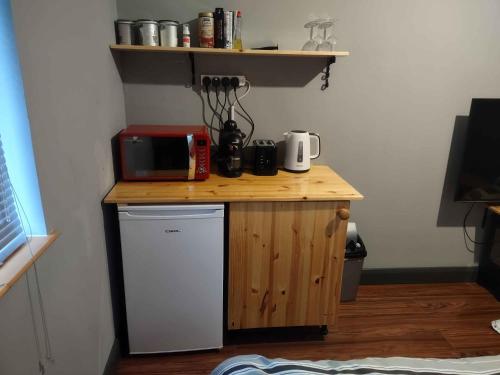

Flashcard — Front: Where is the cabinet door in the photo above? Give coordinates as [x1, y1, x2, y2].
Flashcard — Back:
[228, 201, 350, 330]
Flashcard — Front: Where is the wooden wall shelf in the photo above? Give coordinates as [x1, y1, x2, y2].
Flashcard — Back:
[109, 44, 349, 58]
[110, 45, 348, 90]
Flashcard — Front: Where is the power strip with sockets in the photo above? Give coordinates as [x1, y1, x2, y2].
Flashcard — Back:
[200, 74, 247, 88]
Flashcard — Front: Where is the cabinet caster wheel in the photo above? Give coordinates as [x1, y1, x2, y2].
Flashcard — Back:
[320, 325, 329, 335]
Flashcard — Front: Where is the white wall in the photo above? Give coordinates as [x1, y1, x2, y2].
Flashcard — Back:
[0, 0, 126, 374]
[117, 0, 500, 269]
[1, 2, 497, 372]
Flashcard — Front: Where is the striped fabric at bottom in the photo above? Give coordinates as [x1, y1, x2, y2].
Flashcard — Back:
[212, 355, 500, 375]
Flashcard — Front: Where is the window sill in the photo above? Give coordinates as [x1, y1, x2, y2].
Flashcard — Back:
[0, 232, 59, 299]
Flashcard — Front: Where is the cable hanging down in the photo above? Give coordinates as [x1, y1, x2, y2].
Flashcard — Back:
[10, 180, 54, 372]
[233, 83, 255, 148]
[204, 86, 223, 146]
[462, 202, 500, 253]
[204, 78, 255, 149]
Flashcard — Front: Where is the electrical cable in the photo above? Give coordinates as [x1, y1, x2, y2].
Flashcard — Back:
[233, 83, 255, 147]
[462, 202, 500, 253]
[463, 226, 475, 254]
[215, 87, 227, 125]
[26, 274, 46, 375]
[204, 86, 223, 126]
[0, 166, 46, 373]
[224, 88, 231, 115]
[4, 168, 52, 373]
[10, 182, 53, 364]
[463, 203, 482, 246]
[237, 80, 252, 101]
[234, 109, 252, 127]
[231, 81, 251, 120]
[208, 92, 220, 146]
[219, 88, 228, 124]
[227, 85, 235, 108]
[231, 81, 253, 128]
[204, 89, 223, 145]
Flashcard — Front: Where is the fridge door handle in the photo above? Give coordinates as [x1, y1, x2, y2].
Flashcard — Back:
[119, 211, 223, 221]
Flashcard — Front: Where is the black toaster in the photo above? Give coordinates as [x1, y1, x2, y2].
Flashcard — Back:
[253, 140, 278, 176]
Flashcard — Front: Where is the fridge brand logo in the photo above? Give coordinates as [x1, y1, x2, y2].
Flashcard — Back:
[164, 229, 182, 233]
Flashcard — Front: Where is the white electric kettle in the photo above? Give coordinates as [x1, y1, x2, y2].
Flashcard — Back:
[283, 130, 321, 172]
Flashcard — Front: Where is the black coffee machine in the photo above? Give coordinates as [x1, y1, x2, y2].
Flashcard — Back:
[218, 106, 245, 177]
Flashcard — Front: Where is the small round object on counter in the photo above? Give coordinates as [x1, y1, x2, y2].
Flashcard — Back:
[115, 19, 135, 45]
[198, 12, 214, 48]
[135, 19, 159, 46]
[159, 20, 179, 47]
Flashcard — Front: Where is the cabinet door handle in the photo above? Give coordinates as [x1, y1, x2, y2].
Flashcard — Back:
[337, 208, 350, 221]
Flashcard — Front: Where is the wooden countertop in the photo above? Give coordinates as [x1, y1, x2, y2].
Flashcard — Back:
[104, 165, 363, 204]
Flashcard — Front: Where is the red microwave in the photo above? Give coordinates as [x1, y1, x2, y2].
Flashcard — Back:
[119, 125, 210, 181]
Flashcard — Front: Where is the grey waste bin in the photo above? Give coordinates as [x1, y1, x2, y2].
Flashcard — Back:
[341, 232, 367, 302]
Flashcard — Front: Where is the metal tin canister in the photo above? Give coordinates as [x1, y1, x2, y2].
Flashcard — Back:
[159, 20, 179, 47]
[198, 12, 214, 48]
[135, 19, 159, 46]
[224, 11, 233, 49]
[115, 19, 135, 45]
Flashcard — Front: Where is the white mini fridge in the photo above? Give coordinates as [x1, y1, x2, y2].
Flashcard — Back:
[118, 204, 224, 354]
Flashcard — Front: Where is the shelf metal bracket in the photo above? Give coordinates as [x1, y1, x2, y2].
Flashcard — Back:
[189, 52, 195, 86]
[321, 56, 336, 91]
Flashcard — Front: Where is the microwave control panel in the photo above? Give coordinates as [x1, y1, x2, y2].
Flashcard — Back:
[195, 137, 210, 180]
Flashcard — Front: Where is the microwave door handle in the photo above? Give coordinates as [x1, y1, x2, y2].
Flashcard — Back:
[187, 134, 195, 180]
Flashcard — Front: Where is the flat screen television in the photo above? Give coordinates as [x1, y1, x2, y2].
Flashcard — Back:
[455, 98, 500, 202]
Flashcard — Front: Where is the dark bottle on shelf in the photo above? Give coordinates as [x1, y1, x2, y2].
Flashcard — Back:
[214, 8, 225, 48]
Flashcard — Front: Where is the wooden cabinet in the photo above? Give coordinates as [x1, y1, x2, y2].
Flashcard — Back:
[104, 165, 363, 333]
[228, 201, 350, 330]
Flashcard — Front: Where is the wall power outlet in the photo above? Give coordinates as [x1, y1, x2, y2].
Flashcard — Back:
[200, 74, 247, 88]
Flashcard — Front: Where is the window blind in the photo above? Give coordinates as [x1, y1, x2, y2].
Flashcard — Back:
[0, 135, 25, 266]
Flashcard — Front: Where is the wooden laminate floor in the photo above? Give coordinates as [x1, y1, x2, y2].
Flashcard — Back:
[115, 283, 500, 374]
